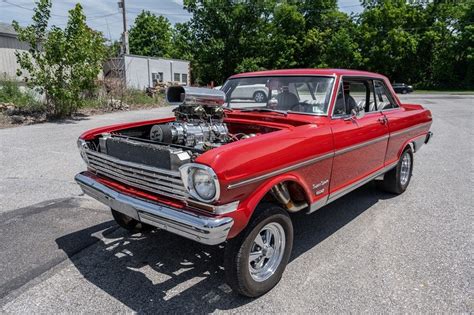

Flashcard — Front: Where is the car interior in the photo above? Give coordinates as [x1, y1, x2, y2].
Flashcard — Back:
[333, 79, 397, 116]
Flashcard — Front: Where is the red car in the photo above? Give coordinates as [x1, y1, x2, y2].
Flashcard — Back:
[75, 69, 433, 297]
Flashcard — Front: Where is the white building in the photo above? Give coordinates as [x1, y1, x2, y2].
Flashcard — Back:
[104, 54, 190, 90]
[0, 22, 28, 80]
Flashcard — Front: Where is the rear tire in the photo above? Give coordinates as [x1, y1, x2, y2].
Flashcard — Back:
[379, 148, 413, 194]
[224, 203, 293, 297]
[111, 209, 152, 233]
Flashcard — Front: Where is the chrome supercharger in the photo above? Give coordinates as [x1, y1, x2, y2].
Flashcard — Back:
[150, 86, 229, 150]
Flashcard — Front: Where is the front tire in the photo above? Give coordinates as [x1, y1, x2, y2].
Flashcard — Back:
[224, 203, 293, 297]
[111, 209, 152, 233]
[379, 148, 413, 194]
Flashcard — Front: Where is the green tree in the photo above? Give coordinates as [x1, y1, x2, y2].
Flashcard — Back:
[13, 0, 106, 117]
[358, 0, 427, 84]
[269, 3, 306, 69]
[420, 1, 473, 88]
[173, 0, 471, 89]
[129, 11, 173, 57]
[106, 40, 122, 58]
[303, 10, 362, 69]
[182, 0, 272, 84]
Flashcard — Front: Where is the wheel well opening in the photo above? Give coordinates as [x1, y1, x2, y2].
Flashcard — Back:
[259, 181, 309, 213]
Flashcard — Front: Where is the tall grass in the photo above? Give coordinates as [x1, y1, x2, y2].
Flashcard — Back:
[0, 79, 43, 112]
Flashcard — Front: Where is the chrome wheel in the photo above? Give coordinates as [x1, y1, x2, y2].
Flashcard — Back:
[400, 152, 411, 185]
[248, 222, 286, 282]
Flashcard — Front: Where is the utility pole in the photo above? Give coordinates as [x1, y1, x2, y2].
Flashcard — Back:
[118, 0, 129, 55]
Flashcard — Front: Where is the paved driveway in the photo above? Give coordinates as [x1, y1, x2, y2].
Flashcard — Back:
[0, 107, 174, 213]
[0, 94, 472, 313]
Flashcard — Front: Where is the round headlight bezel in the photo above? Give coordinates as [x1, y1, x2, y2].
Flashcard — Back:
[179, 163, 220, 203]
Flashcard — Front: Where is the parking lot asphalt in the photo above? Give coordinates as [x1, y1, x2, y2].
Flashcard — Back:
[0, 94, 472, 313]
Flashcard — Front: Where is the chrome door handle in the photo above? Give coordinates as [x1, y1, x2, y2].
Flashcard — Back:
[378, 117, 387, 125]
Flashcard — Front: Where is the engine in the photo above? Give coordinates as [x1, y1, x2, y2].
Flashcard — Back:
[149, 86, 230, 150]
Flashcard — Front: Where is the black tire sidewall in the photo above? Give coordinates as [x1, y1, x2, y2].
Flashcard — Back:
[225, 205, 293, 297]
[111, 209, 150, 232]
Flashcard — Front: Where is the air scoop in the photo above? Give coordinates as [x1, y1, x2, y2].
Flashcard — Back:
[166, 86, 226, 107]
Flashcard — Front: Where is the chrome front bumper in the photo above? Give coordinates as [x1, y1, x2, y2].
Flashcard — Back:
[75, 172, 233, 245]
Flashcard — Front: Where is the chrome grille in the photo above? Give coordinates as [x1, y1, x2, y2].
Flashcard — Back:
[85, 150, 189, 200]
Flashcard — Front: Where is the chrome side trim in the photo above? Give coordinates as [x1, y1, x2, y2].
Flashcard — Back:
[308, 196, 328, 214]
[227, 152, 334, 189]
[75, 172, 233, 245]
[334, 134, 389, 156]
[390, 122, 432, 138]
[227, 122, 430, 191]
[327, 161, 398, 203]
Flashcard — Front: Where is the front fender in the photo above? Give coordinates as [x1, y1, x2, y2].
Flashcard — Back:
[224, 173, 311, 239]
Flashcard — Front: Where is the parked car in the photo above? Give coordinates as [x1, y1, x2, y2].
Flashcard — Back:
[214, 83, 268, 102]
[392, 83, 414, 94]
[75, 69, 433, 297]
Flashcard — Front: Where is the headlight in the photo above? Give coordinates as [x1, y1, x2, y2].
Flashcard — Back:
[180, 164, 220, 203]
[193, 168, 216, 200]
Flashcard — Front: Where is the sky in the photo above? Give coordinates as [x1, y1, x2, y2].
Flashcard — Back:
[0, 0, 363, 42]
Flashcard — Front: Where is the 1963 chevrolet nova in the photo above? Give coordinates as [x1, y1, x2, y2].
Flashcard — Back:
[75, 69, 433, 297]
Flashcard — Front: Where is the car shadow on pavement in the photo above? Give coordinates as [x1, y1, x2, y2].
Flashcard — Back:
[50, 115, 90, 125]
[56, 181, 395, 313]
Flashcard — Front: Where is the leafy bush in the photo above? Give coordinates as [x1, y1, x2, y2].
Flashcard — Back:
[0, 79, 43, 112]
[124, 89, 161, 105]
[13, 0, 106, 118]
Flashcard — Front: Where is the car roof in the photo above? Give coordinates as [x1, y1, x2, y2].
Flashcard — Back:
[229, 68, 388, 80]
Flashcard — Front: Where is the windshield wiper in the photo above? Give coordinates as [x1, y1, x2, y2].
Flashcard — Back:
[240, 108, 287, 116]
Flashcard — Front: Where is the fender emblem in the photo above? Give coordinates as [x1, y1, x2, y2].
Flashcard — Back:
[315, 188, 325, 195]
[312, 179, 329, 190]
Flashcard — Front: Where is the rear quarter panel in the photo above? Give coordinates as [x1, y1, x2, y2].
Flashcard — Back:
[384, 104, 433, 165]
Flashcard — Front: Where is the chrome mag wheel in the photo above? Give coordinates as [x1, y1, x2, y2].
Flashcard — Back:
[400, 152, 411, 186]
[248, 222, 286, 282]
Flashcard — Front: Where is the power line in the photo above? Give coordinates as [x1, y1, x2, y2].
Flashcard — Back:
[1, 0, 69, 17]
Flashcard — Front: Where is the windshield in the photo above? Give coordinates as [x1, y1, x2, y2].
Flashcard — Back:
[221, 76, 335, 115]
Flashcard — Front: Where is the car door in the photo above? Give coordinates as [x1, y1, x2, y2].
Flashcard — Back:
[329, 78, 390, 196]
[374, 79, 412, 166]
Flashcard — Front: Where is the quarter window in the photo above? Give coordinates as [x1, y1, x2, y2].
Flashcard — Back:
[375, 80, 398, 110]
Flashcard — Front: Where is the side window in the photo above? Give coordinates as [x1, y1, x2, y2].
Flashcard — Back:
[346, 81, 367, 110]
[374, 80, 398, 110]
[338, 79, 376, 114]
